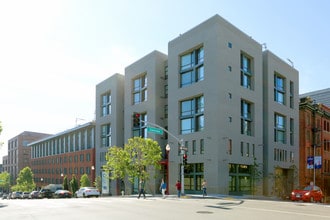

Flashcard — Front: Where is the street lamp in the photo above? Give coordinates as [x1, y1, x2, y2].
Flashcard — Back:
[91, 165, 95, 186]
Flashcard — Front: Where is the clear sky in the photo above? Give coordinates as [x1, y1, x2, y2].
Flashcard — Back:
[0, 0, 329, 161]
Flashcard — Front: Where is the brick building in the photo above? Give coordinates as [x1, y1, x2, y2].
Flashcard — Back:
[299, 97, 330, 197]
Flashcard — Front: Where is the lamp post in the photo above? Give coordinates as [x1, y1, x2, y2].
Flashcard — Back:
[91, 165, 95, 186]
[165, 144, 170, 194]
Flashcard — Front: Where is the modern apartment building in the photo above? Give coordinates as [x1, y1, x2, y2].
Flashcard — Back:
[94, 14, 299, 197]
[299, 97, 330, 197]
[29, 122, 95, 189]
[2, 131, 50, 185]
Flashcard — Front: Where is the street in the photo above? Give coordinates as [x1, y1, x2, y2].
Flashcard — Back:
[0, 196, 329, 220]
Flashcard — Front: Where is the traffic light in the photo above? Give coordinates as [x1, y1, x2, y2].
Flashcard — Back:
[133, 113, 140, 127]
[183, 153, 187, 165]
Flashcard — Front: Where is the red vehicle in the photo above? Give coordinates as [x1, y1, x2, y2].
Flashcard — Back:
[291, 185, 324, 203]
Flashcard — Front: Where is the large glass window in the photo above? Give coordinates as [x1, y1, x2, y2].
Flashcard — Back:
[180, 96, 204, 134]
[101, 93, 111, 116]
[133, 74, 147, 104]
[274, 74, 285, 105]
[101, 124, 111, 147]
[274, 113, 286, 144]
[240, 53, 253, 89]
[241, 100, 253, 136]
[180, 47, 204, 87]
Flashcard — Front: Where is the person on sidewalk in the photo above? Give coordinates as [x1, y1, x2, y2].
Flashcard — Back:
[202, 180, 207, 197]
[137, 179, 146, 199]
[159, 179, 167, 199]
[175, 180, 181, 198]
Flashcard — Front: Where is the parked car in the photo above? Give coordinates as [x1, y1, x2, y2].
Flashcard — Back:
[54, 190, 72, 198]
[75, 187, 100, 198]
[1, 193, 8, 200]
[291, 185, 324, 203]
[21, 192, 30, 199]
[29, 191, 39, 199]
[11, 191, 22, 199]
[38, 188, 53, 199]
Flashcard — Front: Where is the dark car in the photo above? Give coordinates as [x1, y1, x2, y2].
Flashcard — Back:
[54, 190, 72, 198]
[39, 188, 53, 199]
[291, 185, 324, 203]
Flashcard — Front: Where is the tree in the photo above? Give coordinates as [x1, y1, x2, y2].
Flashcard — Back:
[94, 175, 102, 192]
[70, 175, 79, 194]
[63, 175, 69, 190]
[12, 167, 36, 192]
[0, 120, 2, 135]
[80, 174, 90, 187]
[0, 171, 11, 193]
[104, 137, 162, 183]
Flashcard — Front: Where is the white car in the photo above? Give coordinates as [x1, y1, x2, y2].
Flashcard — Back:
[75, 187, 100, 198]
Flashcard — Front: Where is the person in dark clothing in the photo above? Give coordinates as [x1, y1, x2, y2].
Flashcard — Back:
[137, 179, 146, 199]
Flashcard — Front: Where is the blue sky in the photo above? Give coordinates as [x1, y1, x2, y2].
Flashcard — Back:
[0, 0, 329, 160]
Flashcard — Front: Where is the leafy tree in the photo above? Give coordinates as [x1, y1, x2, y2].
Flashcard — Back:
[0, 120, 2, 135]
[12, 167, 36, 192]
[70, 175, 79, 194]
[104, 137, 162, 183]
[94, 175, 102, 192]
[63, 175, 69, 190]
[0, 171, 11, 192]
[80, 174, 90, 187]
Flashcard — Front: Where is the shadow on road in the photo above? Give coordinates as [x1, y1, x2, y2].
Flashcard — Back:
[205, 200, 244, 210]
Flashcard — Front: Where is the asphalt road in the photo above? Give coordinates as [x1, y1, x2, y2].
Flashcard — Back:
[1, 196, 329, 220]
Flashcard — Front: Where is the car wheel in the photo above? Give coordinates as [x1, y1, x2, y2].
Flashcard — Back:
[83, 193, 86, 198]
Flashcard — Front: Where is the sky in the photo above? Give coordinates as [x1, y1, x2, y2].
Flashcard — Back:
[0, 0, 329, 161]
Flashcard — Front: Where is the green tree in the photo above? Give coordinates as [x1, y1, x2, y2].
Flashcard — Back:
[12, 167, 36, 192]
[63, 175, 69, 190]
[80, 174, 90, 187]
[94, 175, 102, 192]
[0, 120, 3, 135]
[0, 171, 11, 192]
[104, 137, 162, 183]
[70, 175, 79, 194]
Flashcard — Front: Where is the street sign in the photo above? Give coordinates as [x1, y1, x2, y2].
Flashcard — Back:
[147, 126, 163, 135]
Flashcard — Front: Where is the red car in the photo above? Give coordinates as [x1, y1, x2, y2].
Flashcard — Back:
[291, 185, 324, 203]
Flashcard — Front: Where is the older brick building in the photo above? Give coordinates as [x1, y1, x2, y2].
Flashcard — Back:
[299, 97, 330, 197]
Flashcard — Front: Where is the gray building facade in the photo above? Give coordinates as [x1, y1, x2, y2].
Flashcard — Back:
[94, 14, 299, 197]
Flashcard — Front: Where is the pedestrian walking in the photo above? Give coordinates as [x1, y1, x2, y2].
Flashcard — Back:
[202, 180, 207, 197]
[137, 179, 146, 199]
[175, 180, 181, 198]
[159, 179, 167, 199]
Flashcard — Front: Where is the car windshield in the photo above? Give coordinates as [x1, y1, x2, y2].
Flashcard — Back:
[303, 185, 320, 191]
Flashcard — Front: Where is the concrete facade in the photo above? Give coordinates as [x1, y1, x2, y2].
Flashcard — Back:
[95, 73, 125, 195]
[262, 50, 299, 197]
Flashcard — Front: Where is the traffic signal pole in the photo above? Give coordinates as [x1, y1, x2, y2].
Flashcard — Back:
[133, 113, 186, 195]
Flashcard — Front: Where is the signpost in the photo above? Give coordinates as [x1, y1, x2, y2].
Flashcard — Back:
[147, 126, 164, 135]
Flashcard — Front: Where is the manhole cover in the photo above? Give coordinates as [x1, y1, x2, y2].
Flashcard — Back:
[196, 211, 213, 214]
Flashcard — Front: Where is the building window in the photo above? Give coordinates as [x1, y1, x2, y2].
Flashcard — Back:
[101, 93, 111, 116]
[274, 113, 286, 144]
[241, 100, 253, 136]
[192, 140, 196, 155]
[101, 124, 111, 147]
[290, 81, 294, 108]
[180, 47, 204, 87]
[240, 53, 253, 89]
[290, 118, 294, 145]
[274, 74, 285, 105]
[241, 142, 244, 157]
[200, 139, 204, 154]
[228, 42, 232, 48]
[180, 96, 204, 134]
[133, 74, 147, 104]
